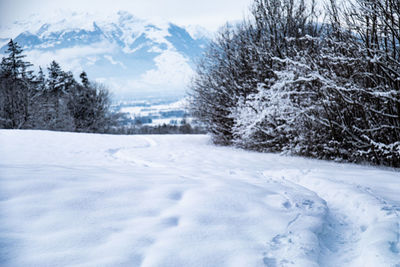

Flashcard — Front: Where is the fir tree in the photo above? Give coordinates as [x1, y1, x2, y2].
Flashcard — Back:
[1, 39, 32, 81]
[80, 71, 90, 88]
[0, 39, 33, 128]
[45, 61, 74, 131]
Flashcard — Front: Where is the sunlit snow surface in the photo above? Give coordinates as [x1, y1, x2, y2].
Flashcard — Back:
[0, 130, 399, 267]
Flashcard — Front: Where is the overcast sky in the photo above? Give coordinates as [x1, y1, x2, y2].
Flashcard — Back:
[0, 0, 254, 31]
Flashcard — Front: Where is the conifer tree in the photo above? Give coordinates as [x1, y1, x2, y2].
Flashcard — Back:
[45, 61, 74, 130]
[80, 71, 90, 88]
[0, 39, 33, 128]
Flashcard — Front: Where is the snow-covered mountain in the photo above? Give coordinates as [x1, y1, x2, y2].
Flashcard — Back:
[0, 11, 210, 100]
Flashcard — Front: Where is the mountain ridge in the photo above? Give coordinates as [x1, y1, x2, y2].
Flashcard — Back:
[0, 11, 210, 100]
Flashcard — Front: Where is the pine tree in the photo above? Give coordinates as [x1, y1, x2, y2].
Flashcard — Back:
[80, 71, 90, 88]
[47, 61, 64, 93]
[1, 39, 32, 81]
[45, 61, 74, 131]
[0, 39, 33, 128]
[35, 67, 46, 91]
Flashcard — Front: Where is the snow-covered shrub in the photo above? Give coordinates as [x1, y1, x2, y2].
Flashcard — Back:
[232, 59, 320, 154]
[190, 23, 273, 145]
[191, 0, 400, 167]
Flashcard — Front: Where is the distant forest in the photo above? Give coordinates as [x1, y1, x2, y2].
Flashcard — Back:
[0, 40, 202, 134]
[190, 0, 400, 167]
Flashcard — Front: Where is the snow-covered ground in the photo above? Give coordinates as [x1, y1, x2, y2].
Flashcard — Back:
[0, 130, 399, 267]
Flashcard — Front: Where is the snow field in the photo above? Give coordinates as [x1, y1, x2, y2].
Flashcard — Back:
[0, 130, 399, 266]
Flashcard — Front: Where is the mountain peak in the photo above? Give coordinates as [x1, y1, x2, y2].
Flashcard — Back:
[1, 11, 210, 100]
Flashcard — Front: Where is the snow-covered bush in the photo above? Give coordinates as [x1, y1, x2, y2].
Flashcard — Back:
[190, 23, 271, 145]
[190, 0, 400, 167]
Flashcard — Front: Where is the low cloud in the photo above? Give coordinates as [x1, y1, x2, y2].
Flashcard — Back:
[25, 40, 117, 74]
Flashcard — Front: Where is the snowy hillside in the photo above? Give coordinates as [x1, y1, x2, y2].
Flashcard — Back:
[0, 130, 399, 266]
[0, 11, 210, 99]
[115, 98, 191, 126]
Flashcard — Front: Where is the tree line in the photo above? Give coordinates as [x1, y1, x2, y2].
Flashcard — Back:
[0, 40, 119, 132]
[190, 0, 400, 167]
[108, 123, 206, 135]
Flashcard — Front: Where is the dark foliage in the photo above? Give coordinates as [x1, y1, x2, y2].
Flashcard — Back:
[108, 123, 206, 135]
[190, 0, 400, 167]
[0, 40, 117, 133]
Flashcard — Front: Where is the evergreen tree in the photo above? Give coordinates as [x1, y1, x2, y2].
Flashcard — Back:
[1, 39, 32, 81]
[45, 61, 75, 131]
[36, 67, 46, 90]
[0, 39, 33, 128]
[80, 71, 90, 88]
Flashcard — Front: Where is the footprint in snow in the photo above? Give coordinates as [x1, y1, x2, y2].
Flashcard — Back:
[168, 191, 183, 201]
[161, 216, 179, 227]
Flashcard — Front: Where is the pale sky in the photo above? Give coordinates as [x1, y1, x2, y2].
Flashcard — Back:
[0, 0, 254, 31]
